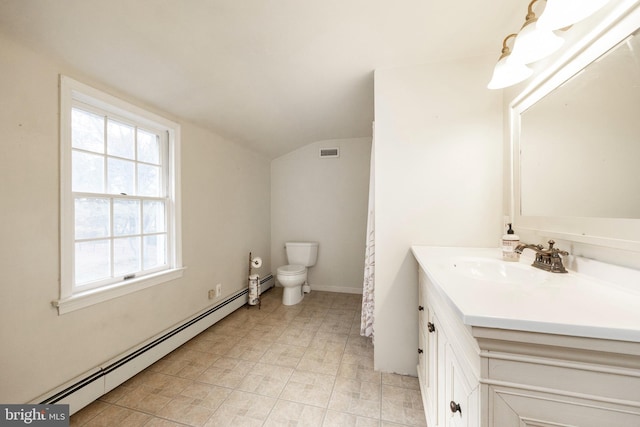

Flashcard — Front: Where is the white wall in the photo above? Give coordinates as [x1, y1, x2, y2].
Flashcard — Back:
[271, 138, 371, 293]
[0, 33, 271, 403]
[373, 56, 504, 374]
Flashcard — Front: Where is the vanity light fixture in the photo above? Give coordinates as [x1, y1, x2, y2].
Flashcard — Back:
[509, 0, 565, 64]
[488, 0, 610, 89]
[487, 34, 534, 89]
[537, 0, 611, 30]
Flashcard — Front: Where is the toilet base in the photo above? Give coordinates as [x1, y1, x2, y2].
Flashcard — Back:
[282, 285, 304, 306]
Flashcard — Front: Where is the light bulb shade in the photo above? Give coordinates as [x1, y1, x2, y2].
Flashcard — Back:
[537, 0, 610, 30]
[487, 56, 534, 89]
[508, 22, 565, 64]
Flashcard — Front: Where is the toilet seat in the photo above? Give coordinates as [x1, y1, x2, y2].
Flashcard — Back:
[277, 264, 305, 276]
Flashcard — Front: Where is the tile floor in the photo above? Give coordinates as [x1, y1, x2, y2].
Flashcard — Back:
[71, 287, 427, 427]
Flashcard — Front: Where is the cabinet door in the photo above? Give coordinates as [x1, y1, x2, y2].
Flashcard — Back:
[418, 269, 427, 328]
[445, 344, 479, 427]
[425, 310, 440, 426]
[418, 320, 427, 382]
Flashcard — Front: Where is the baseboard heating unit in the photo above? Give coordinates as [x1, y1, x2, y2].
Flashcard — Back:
[32, 274, 274, 414]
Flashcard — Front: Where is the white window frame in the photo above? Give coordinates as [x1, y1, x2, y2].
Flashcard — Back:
[55, 76, 183, 314]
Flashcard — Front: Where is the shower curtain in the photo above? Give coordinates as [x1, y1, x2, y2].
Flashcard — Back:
[360, 133, 375, 340]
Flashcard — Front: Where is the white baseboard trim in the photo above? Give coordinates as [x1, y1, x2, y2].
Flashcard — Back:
[307, 285, 363, 295]
[32, 274, 275, 415]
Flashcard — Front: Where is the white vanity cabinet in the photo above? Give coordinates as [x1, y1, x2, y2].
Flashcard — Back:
[414, 246, 640, 427]
[418, 268, 480, 427]
[476, 328, 640, 427]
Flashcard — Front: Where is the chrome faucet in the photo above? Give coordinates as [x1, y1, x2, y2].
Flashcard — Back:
[515, 240, 569, 273]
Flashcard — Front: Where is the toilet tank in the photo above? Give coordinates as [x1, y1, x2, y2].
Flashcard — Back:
[285, 242, 319, 267]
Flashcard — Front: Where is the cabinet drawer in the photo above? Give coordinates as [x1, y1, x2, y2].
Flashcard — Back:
[489, 385, 640, 427]
[489, 357, 640, 403]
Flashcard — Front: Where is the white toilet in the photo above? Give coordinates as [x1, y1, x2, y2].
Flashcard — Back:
[276, 242, 319, 306]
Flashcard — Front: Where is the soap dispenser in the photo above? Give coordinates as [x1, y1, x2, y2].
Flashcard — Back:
[502, 223, 520, 262]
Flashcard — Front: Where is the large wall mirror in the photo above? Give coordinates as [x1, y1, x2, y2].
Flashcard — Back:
[511, 2, 640, 252]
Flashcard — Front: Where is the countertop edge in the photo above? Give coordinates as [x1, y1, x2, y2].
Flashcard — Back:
[411, 245, 640, 344]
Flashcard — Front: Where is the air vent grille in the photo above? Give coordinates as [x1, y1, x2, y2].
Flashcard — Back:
[319, 147, 339, 158]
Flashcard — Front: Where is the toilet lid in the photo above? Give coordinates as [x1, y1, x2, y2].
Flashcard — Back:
[277, 264, 305, 275]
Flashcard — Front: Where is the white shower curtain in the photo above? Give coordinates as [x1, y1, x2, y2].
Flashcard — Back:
[360, 133, 375, 340]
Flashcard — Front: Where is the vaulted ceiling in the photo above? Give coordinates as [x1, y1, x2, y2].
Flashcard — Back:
[0, 0, 522, 158]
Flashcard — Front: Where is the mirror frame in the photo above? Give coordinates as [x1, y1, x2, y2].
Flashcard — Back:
[510, 1, 640, 252]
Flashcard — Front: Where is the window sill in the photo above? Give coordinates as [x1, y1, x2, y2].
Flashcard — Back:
[53, 267, 186, 315]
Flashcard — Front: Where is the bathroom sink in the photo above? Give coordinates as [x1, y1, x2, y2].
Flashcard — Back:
[445, 257, 548, 285]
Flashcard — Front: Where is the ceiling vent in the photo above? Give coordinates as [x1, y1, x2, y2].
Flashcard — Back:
[319, 147, 339, 158]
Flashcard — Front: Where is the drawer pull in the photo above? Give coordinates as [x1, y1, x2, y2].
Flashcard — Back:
[450, 400, 461, 414]
[418, 348, 424, 354]
[427, 322, 435, 333]
[418, 305, 424, 311]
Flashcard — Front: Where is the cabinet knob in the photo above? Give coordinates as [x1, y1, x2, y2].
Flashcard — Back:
[418, 348, 424, 354]
[418, 305, 424, 311]
[450, 400, 461, 414]
[427, 322, 435, 333]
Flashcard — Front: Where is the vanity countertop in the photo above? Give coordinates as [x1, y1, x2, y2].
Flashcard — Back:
[411, 246, 640, 343]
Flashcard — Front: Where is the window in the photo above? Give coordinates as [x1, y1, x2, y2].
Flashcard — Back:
[56, 76, 183, 314]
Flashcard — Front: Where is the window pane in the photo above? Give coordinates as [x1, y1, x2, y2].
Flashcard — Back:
[107, 119, 135, 159]
[138, 129, 160, 164]
[73, 151, 104, 193]
[107, 158, 135, 195]
[143, 200, 166, 233]
[114, 199, 140, 236]
[143, 234, 166, 270]
[75, 198, 110, 239]
[138, 163, 161, 197]
[76, 239, 110, 285]
[72, 108, 104, 153]
[113, 236, 141, 276]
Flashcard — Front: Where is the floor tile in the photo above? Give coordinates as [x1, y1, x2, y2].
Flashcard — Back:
[204, 390, 276, 426]
[115, 386, 172, 414]
[381, 373, 420, 390]
[84, 405, 151, 427]
[178, 382, 232, 410]
[338, 358, 381, 384]
[297, 347, 342, 376]
[318, 318, 353, 335]
[197, 357, 255, 388]
[259, 342, 306, 368]
[155, 395, 215, 426]
[294, 306, 330, 319]
[143, 419, 185, 427]
[236, 362, 293, 397]
[381, 385, 426, 426]
[71, 289, 428, 427]
[309, 331, 348, 352]
[323, 410, 381, 427]
[279, 369, 336, 408]
[276, 325, 316, 347]
[345, 335, 375, 357]
[292, 315, 325, 331]
[263, 400, 326, 426]
[244, 324, 283, 342]
[328, 377, 381, 418]
[224, 338, 273, 362]
[185, 333, 241, 356]
[69, 400, 110, 426]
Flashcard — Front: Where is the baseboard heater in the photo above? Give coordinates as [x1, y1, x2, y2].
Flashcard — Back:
[33, 274, 274, 414]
